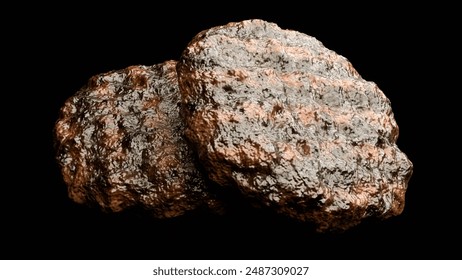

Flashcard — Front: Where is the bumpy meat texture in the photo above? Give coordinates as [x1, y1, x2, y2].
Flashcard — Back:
[54, 61, 220, 218]
[177, 19, 413, 232]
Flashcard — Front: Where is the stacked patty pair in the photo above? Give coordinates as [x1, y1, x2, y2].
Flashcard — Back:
[54, 19, 413, 232]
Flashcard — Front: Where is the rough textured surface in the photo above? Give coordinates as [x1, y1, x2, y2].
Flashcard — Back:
[54, 61, 220, 218]
[177, 19, 413, 232]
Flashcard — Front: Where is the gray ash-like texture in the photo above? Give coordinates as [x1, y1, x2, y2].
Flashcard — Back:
[177, 19, 413, 232]
[54, 61, 220, 218]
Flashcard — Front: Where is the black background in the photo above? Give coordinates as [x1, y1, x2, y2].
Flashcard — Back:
[4, 3, 458, 260]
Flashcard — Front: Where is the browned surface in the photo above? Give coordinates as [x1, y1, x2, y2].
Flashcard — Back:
[54, 61, 220, 218]
[177, 19, 413, 232]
